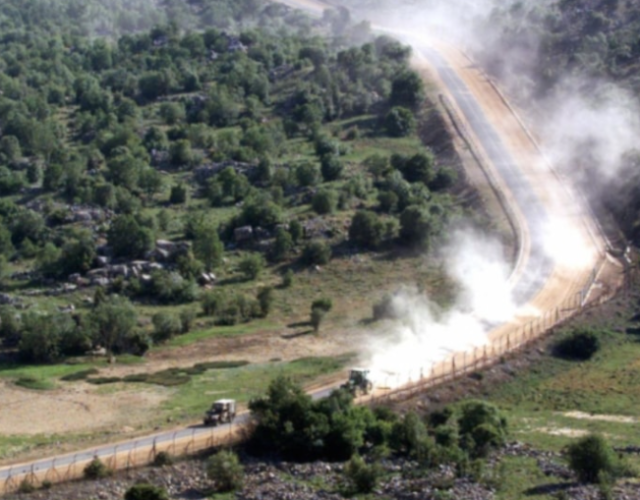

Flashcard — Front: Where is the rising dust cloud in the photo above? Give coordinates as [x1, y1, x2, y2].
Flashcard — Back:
[344, 0, 638, 385]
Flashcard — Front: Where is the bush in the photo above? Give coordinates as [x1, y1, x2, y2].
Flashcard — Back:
[384, 106, 416, 137]
[310, 307, 326, 333]
[124, 483, 169, 500]
[239, 253, 265, 280]
[202, 291, 224, 316]
[343, 454, 381, 494]
[349, 211, 385, 249]
[457, 401, 508, 458]
[179, 308, 196, 334]
[320, 155, 344, 181]
[281, 269, 294, 288]
[206, 450, 244, 492]
[312, 189, 338, 215]
[83, 457, 111, 480]
[257, 287, 274, 317]
[566, 434, 620, 484]
[555, 330, 601, 361]
[312, 298, 333, 312]
[301, 240, 332, 266]
[152, 312, 182, 343]
[170, 183, 188, 204]
[295, 162, 320, 187]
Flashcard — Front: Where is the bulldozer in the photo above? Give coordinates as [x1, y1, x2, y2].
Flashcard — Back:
[341, 368, 373, 396]
[203, 399, 236, 426]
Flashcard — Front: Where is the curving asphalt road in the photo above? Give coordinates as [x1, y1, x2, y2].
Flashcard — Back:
[0, 0, 599, 488]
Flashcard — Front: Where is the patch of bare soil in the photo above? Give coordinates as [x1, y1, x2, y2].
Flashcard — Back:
[0, 381, 168, 436]
[562, 411, 638, 424]
[108, 323, 362, 378]
[0, 324, 362, 440]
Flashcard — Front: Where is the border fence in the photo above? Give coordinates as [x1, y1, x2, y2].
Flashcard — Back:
[367, 256, 620, 404]
[0, 41, 627, 498]
[0, 254, 621, 495]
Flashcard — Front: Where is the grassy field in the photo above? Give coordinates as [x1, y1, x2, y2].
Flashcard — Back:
[162, 354, 353, 422]
[454, 293, 640, 499]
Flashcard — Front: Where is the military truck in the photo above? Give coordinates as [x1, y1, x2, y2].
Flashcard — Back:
[203, 399, 236, 426]
[341, 368, 373, 396]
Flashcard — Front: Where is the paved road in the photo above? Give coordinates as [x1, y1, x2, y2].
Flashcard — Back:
[0, 0, 596, 486]
[416, 44, 553, 306]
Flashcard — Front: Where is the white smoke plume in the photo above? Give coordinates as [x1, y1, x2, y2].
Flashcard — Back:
[365, 229, 516, 387]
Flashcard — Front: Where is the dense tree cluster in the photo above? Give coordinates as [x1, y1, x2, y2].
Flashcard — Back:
[0, 0, 462, 366]
[249, 377, 508, 464]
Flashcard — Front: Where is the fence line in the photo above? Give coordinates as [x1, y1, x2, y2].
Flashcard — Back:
[367, 256, 618, 405]
[0, 255, 621, 495]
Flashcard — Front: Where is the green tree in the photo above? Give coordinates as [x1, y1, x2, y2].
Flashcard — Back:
[271, 227, 294, 262]
[457, 400, 508, 458]
[257, 286, 274, 317]
[59, 231, 97, 276]
[567, 434, 621, 484]
[312, 189, 338, 215]
[320, 154, 344, 181]
[108, 215, 155, 259]
[89, 295, 138, 357]
[169, 183, 188, 204]
[302, 240, 331, 266]
[295, 162, 320, 187]
[384, 106, 416, 137]
[239, 253, 265, 280]
[152, 312, 182, 343]
[390, 71, 425, 110]
[193, 222, 224, 272]
[343, 454, 381, 494]
[349, 211, 385, 249]
[206, 451, 244, 492]
[400, 205, 435, 249]
[169, 139, 196, 168]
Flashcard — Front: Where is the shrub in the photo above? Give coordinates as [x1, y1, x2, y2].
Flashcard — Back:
[281, 269, 294, 288]
[238, 253, 265, 280]
[566, 434, 620, 484]
[457, 401, 508, 458]
[179, 308, 196, 334]
[555, 330, 601, 361]
[301, 240, 331, 266]
[271, 227, 294, 262]
[295, 161, 320, 187]
[312, 298, 333, 312]
[170, 183, 188, 204]
[310, 307, 326, 333]
[202, 291, 224, 316]
[206, 450, 244, 492]
[83, 457, 111, 480]
[343, 454, 381, 494]
[320, 154, 344, 181]
[312, 189, 338, 215]
[152, 312, 182, 343]
[257, 287, 274, 317]
[124, 483, 169, 500]
[384, 106, 416, 137]
[349, 211, 385, 249]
